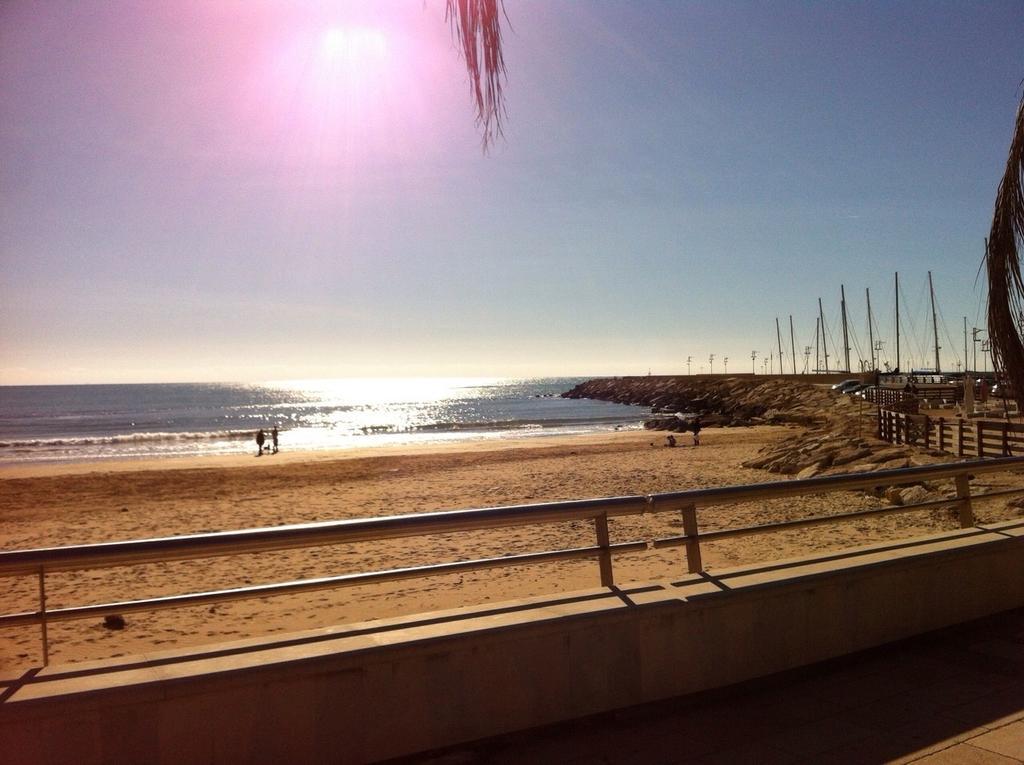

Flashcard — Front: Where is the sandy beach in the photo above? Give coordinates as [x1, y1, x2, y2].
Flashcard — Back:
[2, 424, 1020, 671]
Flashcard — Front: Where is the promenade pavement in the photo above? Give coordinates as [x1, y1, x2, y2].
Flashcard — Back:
[399, 607, 1024, 764]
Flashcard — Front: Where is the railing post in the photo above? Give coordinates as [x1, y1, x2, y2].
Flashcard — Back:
[924, 415, 931, 449]
[957, 419, 964, 457]
[976, 421, 984, 458]
[954, 474, 975, 528]
[38, 566, 49, 666]
[937, 417, 945, 453]
[593, 512, 614, 587]
[681, 503, 703, 573]
[1002, 422, 1009, 456]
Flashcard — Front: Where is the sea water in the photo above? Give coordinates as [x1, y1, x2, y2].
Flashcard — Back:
[0, 378, 648, 464]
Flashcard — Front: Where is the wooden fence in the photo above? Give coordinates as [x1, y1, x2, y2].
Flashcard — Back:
[864, 387, 920, 413]
[878, 409, 1024, 458]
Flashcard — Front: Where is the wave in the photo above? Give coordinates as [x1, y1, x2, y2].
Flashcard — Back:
[0, 429, 259, 449]
[408, 414, 642, 433]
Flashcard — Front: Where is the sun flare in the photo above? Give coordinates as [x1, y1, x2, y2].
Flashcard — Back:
[320, 26, 387, 64]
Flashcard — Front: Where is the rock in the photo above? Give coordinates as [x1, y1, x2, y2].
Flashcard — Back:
[796, 461, 827, 479]
[898, 485, 933, 506]
[876, 458, 911, 471]
[859, 448, 911, 464]
[830, 447, 873, 466]
[103, 614, 126, 630]
[884, 487, 905, 504]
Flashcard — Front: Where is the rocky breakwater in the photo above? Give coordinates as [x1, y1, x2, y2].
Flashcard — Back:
[563, 376, 953, 505]
[742, 413, 958, 506]
[562, 377, 845, 429]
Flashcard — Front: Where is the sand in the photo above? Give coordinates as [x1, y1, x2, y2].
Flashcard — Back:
[2, 425, 1020, 671]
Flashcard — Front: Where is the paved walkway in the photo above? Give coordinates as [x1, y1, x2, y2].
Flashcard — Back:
[399, 607, 1024, 764]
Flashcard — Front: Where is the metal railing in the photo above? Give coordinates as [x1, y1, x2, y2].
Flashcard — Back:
[3, 457, 1024, 665]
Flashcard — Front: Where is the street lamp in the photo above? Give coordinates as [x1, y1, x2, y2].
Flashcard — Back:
[709, 354, 715, 375]
[751, 350, 758, 374]
[723, 356, 729, 374]
[686, 356, 692, 375]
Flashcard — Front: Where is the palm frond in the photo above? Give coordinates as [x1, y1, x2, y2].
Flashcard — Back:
[446, 0, 507, 152]
[986, 90, 1024, 409]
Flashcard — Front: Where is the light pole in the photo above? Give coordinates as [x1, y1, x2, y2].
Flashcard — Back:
[709, 354, 715, 376]
[686, 356, 692, 375]
[803, 346, 811, 374]
[751, 350, 758, 374]
[972, 328, 984, 374]
[723, 356, 729, 374]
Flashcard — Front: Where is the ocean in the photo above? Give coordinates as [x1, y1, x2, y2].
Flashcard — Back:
[0, 378, 648, 465]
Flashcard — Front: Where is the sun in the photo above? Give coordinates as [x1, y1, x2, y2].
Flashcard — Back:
[320, 27, 387, 64]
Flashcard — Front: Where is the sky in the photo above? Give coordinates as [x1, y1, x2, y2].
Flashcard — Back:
[1, 1, 1022, 384]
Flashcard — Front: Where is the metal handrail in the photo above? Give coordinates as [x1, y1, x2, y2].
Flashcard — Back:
[5, 457, 1021, 577]
[0, 495, 648, 576]
[4, 456, 1024, 665]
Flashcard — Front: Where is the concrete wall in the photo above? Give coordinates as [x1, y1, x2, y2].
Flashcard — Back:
[4, 520, 1024, 764]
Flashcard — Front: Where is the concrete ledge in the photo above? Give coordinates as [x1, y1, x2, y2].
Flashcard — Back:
[4, 520, 1024, 764]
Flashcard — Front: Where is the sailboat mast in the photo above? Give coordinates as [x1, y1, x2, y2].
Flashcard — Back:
[840, 284, 851, 372]
[776, 318, 784, 377]
[895, 272, 901, 373]
[789, 315, 797, 375]
[814, 317, 820, 373]
[818, 298, 830, 372]
[964, 316, 969, 375]
[928, 271, 941, 373]
[867, 287, 875, 371]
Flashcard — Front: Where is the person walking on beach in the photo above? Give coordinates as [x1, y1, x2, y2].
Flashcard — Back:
[256, 428, 265, 456]
[271, 426, 279, 454]
[691, 417, 702, 446]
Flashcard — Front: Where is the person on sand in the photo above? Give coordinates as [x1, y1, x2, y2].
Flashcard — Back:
[665, 434, 676, 447]
[256, 428, 265, 456]
[271, 426, 279, 454]
[691, 417, 702, 446]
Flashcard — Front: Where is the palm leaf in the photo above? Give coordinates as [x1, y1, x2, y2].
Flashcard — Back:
[986, 90, 1024, 409]
[446, 0, 507, 151]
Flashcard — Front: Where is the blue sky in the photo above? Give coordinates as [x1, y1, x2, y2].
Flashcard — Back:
[1, 1, 1021, 383]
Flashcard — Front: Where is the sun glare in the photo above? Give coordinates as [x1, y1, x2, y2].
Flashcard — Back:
[320, 26, 387, 64]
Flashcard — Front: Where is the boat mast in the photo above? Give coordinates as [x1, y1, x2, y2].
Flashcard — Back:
[789, 315, 797, 375]
[814, 317, 820, 373]
[895, 272, 901, 373]
[866, 287, 875, 371]
[776, 317, 784, 377]
[818, 298, 830, 372]
[840, 284, 851, 372]
[964, 316, 969, 375]
[928, 271, 941, 373]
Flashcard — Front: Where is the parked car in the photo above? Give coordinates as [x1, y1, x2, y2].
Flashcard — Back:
[854, 385, 876, 399]
[831, 379, 861, 392]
